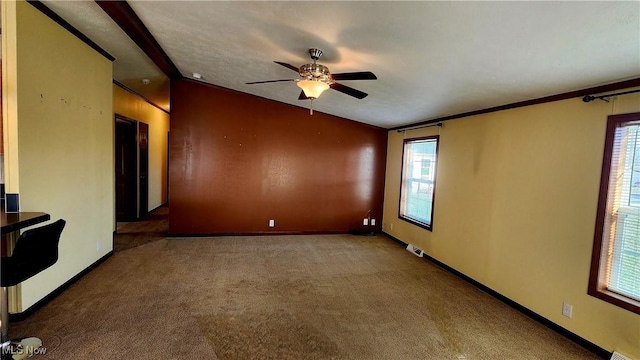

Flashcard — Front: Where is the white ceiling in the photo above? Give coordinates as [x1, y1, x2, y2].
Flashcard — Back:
[40, 1, 639, 128]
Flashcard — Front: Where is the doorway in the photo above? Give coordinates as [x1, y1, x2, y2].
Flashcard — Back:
[139, 122, 149, 217]
[115, 117, 136, 222]
[115, 116, 149, 222]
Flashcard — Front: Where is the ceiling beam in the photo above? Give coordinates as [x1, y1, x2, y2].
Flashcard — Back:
[96, 1, 181, 79]
[27, 1, 115, 62]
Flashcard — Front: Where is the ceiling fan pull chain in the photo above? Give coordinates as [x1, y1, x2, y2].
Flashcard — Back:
[310, 98, 314, 115]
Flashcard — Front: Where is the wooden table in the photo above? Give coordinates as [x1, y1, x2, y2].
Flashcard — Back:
[0, 211, 50, 342]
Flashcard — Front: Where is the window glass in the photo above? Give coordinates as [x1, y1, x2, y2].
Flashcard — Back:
[607, 124, 640, 300]
[399, 136, 439, 230]
[589, 113, 640, 314]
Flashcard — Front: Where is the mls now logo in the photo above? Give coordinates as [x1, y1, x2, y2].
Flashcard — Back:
[2, 343, 47, 358]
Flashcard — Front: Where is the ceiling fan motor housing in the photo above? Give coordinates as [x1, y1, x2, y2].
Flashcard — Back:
[299, 63, 332, 83]
[246, 47, 375, 101]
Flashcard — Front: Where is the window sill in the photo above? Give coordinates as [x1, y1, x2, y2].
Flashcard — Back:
[588, 287, 640, 315]
[398, 215, 432, 232]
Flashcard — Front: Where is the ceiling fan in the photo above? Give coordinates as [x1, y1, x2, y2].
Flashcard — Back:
[246, 48, 377, 114]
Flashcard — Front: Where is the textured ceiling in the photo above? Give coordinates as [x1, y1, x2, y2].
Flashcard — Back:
[40, 0, 170, 110]
[40, 1, 639, 128]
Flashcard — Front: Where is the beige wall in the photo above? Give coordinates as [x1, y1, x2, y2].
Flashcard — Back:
[383, 89, 640, 358]
[113, 85, 169, 210]
[2, 1, 19, 190]
[3, 1, 114, 311]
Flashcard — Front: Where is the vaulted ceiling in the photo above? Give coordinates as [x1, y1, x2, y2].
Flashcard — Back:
[39, 1, 639, 128]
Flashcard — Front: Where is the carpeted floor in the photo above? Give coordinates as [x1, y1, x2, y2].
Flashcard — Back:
[8, 207, 601, 359]
[114, 206, 169, 252]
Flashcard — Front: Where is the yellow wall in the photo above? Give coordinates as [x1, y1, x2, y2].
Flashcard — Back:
[2, 1, 19, 190]
[4, 1, 114, 311]
[113, 85, 169, 210]
[383, 89, 640, 358]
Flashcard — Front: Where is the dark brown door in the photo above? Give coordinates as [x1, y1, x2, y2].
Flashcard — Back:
[139, 122, 149, 217]
[115, 118, 137, 222]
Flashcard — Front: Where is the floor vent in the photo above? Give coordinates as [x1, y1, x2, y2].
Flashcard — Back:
[611, 351, 632, 360]
[406, 244, 424, 257]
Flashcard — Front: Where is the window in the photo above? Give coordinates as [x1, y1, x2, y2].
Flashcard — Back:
[399, 136, 439, 230]
[589, 112, 640, 314]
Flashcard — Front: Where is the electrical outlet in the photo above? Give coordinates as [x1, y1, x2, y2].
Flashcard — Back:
[97, 241, 102, 252]
[562, 302, 573, 318]
[390, 222, 393, 230]
[363, 218, 369, 226]
[269, 219, 275, 227]
[371, 219, 376, 226]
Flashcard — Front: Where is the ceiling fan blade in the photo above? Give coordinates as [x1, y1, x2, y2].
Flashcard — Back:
[331, 71, 377, 81]
[246, 79, 296, 85]
[330, 83, 368, 99]
[298, 91, 309, 100]
[274, 61, 300, 72]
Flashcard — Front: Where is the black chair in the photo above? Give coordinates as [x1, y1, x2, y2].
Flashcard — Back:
[1, 219, 65, 360]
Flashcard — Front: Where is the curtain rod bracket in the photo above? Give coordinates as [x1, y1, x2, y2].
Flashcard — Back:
[582, 95, 609, 103]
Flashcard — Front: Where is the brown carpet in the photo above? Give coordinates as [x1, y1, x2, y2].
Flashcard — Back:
[114, 206, 169, 252]
[9, 207, 601, 359]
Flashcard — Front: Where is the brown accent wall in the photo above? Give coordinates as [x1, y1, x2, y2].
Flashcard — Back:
[169, 79, 387, 235]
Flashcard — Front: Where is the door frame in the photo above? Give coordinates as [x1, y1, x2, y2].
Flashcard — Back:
[114, 114, 149, 223]
[115, 116, 137, 222]
[138, 121, 149, 218]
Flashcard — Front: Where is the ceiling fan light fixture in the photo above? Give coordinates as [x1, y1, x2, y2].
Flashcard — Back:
[297, 79, 330, 99]
[246, 48, 376, 112]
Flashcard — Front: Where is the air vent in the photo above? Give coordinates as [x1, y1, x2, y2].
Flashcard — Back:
[406, 244, 424, 257]
[610, 351, 632, 360]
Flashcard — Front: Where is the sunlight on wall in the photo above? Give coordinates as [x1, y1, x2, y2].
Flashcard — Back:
[383, 90, 640, 358]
